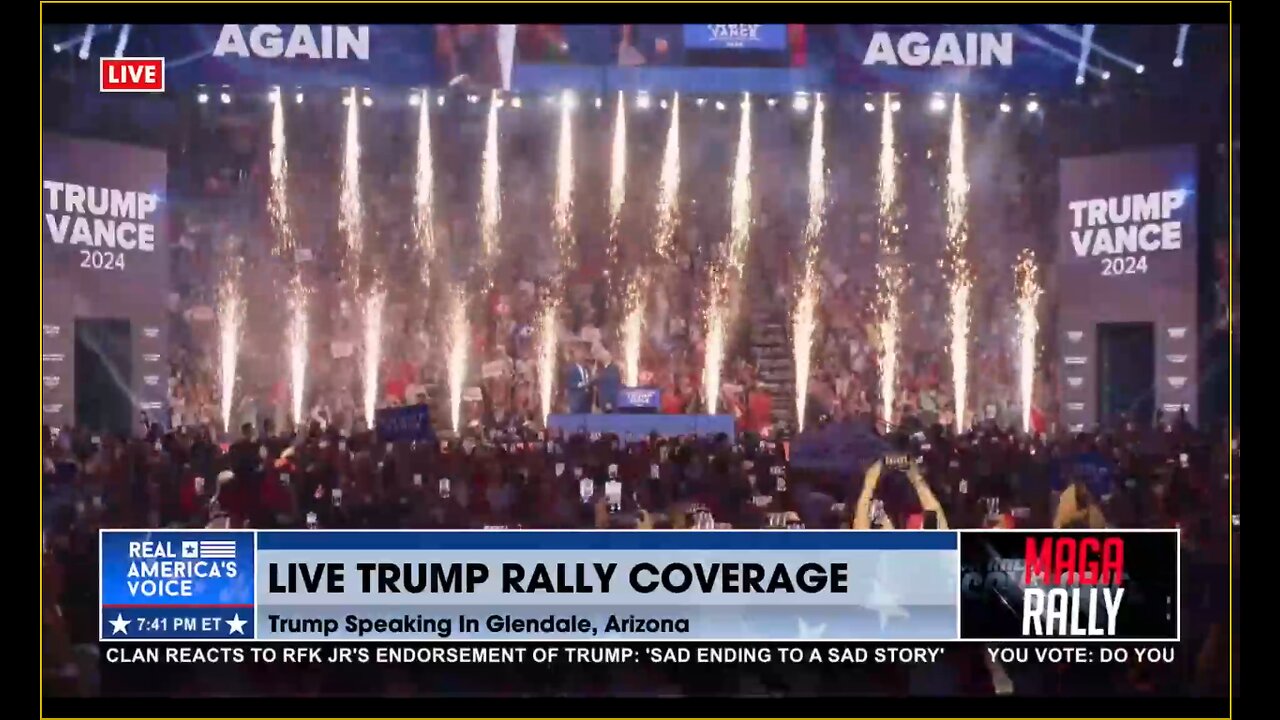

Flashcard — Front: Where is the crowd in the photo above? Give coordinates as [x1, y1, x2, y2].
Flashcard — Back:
[42, 413, 1236, 697]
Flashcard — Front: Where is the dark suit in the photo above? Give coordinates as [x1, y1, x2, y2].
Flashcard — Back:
[596, 363, 622, 413]
[565, 363, 593, 414]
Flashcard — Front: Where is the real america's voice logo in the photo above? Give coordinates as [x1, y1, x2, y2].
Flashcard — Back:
[101, 530, 256, 641]
[124, 538, 241, 598]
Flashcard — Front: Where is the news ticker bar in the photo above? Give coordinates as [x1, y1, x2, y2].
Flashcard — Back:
[99, 529, 1180, 643]
[100, 640, 1181, 668]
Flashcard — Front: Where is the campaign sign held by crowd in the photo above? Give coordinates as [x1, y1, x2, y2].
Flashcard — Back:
[100, 530, 255, 640]
[788, 420, 891, 474]
[375, 404, 436, 443]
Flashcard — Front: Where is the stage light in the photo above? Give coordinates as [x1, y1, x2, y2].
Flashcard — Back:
[999, 101, 1011, 113]
[766, 97, 778, 107]
[295, 92, 304, 104]
[511, 97, 522, 108]
[1102, 70, 1111, 80]
[468, 94, 479, 104]
[715, 100, 726, 111]
[197, 91, 209, 104]
[696, 97, 706, 107]
[659, 98, 669, 110]
[591, 96, 600, 109]
[408, 92, 421, 107]
[494, 97, 505, 108]
[1135, 64, 1145, 74]
[864, 101, 875, 113]
[362, 94, 373, 107]
[792, 94, 809, 112]
[890, 99, 901, 112]
[220, 91, 232, 105]
[929, 95, 947, 112]
[436, 94, 446, 107]
[343, 94, 353, 106]
[1075, 75, 1085, 86]
[268, 87, 281, 103]
[1025, 99, 1040, 113]
[1174, 24, 1189, 68]
[1172, 57, 1184, 68]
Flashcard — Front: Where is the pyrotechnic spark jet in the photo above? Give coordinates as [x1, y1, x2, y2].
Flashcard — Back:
[479, 89, 502, 278]
[725, 93, 753, 284]
[1015, 250, 1043, 433]
[537, 301, 559, 426]
[553, 89, 576, 276]
[268, 89, 294, 257]
[945, 94, 973, 432]
[702, 304, 727, 415]
[622, 94, 681, 387]
[339, 88, 364, 279]
[792, 95, 826, 432]
[653, 93, 681, 262]
[446, 289, 469, 433]
[702, 94, 753, 414]
[217, 258, 245, 434]
[607, 91, 627, 267]
[414, 89, 436, 287]
[876, 93, 905, 430]
[360, 284, 386, 425]
[621, 280, 644, 387]
[287, 274, 309, 426]
[876, 264, 904, 430]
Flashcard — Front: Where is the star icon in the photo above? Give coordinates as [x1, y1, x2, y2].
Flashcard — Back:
[226, 614, 247, 635]
[797, 617, 827, 639]
[865, 556, 909, 631]
[109, 613, 131, 635]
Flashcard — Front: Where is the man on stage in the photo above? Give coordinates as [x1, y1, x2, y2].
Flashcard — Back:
[565, 343, 594, 414]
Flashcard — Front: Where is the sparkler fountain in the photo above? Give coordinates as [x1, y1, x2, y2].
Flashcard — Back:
[702, 93, 753, 415]
[791, 95, 826, 432]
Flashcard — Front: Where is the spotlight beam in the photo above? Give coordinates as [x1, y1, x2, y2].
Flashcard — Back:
[1002, 26, 1106, 78]
[1175, 24, 1190, 65]
[113, 24, 131, 57]
[1074, 24, 1095, 82]
[78, 24, 96, 59]
[1041, 24, 1142, 71]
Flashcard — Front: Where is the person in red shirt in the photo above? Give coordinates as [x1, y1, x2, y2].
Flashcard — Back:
[661, 378, 684, 415]
[745, 383, 774, 436]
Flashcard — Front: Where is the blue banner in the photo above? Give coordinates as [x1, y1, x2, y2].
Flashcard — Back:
[682, 24, 788, 52]
[99, 530, 255, 640]
[374, 404, 436, 443]
[789, 421, 892, 474]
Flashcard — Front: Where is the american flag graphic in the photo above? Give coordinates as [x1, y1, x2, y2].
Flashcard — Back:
[182, 540, 236, 559]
